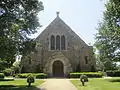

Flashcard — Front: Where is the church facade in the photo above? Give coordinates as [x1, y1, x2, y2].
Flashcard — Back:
[21, 12, 95, 77]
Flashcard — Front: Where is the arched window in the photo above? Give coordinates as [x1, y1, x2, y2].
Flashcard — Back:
[56, 35, 60, 50]
[51, 35, 55, 50]
[61, 35, 66, 50]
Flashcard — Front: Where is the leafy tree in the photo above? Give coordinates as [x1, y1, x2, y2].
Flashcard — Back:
[12, 61, 21, 73]
[0, 0, 44, 68]
[95, 0, 120, 70]
[0, 59, 8, 71]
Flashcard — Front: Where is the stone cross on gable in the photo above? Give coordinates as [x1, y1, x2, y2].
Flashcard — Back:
[56, 12, 59, 17]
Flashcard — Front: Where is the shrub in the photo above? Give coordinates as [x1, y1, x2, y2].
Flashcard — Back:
[0, 73, 4, 79]
[11, 66, 20, 74]
[107, 78, 120, 82]
[69, 72, 103, 78]
[27, 75, 35, 87]
[106, 70, 120, 77]
[80, 74, 88, 82]
[16, 73, 48, 78]
[17, 73, 32, 78]
[13, 74, 16, 77]
[36, 73, 48, 79]
[0, 78, 14, 81]
[3, 68, 13, 76]
[80, 74, 88, 86]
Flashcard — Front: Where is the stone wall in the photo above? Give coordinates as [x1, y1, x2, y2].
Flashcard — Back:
[21, 16, 95, 76]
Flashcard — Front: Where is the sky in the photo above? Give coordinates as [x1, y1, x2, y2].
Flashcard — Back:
[30, 0, 108, 45]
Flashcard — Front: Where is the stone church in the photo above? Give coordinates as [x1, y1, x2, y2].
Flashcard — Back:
[21, 12, 95, 77]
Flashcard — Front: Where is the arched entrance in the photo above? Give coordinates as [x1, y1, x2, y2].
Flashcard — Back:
[53, 60, 64, 77]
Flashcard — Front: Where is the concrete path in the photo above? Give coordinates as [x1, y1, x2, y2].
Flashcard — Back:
[38, 79, 77, 90]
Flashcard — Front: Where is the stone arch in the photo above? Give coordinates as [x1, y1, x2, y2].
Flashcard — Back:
[44, 52, 72, 77]
[53, 60, 64, 77]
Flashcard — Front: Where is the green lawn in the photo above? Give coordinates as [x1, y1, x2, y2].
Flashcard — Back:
[0, 79, 44, 90]
[71, 78, 120, 90]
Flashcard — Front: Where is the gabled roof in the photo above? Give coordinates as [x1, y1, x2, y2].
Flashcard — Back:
[36, 12, 88, 46]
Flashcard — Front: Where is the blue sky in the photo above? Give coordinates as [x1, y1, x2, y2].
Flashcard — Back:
[31, 0, 108, 45]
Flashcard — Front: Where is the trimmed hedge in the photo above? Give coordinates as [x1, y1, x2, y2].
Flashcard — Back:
[16, 73, 48, 79]
[69, 72, 103, 78]
[3, 68, 13, 76]
[17, 73, 31, 78]
[106, 70, 120, 77]
[0, 73, 4, 79]
[107, 78, 120, 82]
[0, 78, 14, 81]
[36, 73, 48, 79]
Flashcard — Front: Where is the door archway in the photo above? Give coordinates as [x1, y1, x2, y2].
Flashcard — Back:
[53, 60, 64, 77]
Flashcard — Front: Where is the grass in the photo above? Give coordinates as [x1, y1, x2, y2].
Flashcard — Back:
[71, 78, 120, 90]
[0, 79, 44, 90]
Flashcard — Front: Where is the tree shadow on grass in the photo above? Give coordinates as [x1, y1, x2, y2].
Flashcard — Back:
[77, 83, 88, 87]
[107, 79, 120, 82]
[0, 85, 41, 90]
[79, 84, 87, 87]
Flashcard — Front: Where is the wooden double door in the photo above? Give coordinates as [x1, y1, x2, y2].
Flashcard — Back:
[53, 60, 64, 77]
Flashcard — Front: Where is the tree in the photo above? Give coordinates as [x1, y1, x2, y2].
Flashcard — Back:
[12, 61, 21, 73]
[0, 59, 8, 71]
[95, 0, 120, 70]
[0, 0, 44, 68]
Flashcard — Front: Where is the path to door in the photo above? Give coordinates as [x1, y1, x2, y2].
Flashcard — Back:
[38, 79, 77, 90]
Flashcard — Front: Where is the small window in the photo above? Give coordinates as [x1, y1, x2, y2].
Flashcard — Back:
[85, 56, 88, 64]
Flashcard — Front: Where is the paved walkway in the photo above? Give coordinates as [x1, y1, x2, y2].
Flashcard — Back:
[38, 79, 77, 90]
